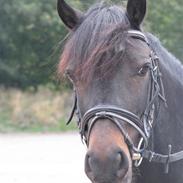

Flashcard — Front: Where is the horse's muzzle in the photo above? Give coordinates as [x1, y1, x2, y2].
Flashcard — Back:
[85, 141, 130, 183]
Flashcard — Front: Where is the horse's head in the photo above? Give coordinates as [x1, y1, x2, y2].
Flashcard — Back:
[58, 0, 157, 182]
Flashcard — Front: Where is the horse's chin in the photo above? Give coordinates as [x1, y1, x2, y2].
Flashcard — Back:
[90, 165, 133, 183]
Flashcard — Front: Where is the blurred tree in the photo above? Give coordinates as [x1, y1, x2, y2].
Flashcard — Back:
[145, 0, 183, 61]
[0, 0, 67, 89]
[0, 0, 182, 89]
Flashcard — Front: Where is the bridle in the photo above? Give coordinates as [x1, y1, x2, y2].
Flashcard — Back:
[66, 30, 183, 173]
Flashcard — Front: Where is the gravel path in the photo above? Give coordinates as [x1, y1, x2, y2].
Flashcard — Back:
[0, 133, 90, 183]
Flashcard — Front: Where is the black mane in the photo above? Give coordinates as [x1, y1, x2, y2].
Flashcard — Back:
[60, 2, 130, 81]
[60, 2, 183, 85]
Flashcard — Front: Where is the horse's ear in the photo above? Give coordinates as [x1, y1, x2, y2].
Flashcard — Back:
[57, 0, 83, 29]
[126, 0, 146, 29]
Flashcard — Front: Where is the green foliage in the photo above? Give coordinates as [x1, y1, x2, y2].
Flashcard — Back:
[145, 0, 183, 61]
[0, 0, 67, 89]
[0, 0, 182, 89]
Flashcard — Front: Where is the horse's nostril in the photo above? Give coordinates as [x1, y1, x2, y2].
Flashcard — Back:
[116, 151, 129, 179]
[85, 153, 94, 180]
[116, 152, 123, 167]
[85, 154, 90, 171]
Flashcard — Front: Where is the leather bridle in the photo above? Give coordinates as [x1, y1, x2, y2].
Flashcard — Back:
[66, 30, 183, 173]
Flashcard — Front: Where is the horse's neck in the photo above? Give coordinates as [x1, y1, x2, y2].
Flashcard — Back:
[147, 33, 183, 126]
[160, 62, 183, 121]
[154, 48, 183, 151]
[139, 33, 183, 183]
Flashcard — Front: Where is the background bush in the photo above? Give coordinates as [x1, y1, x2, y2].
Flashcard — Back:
[0, 0, 182, 89]
[0, 86, 77, 132]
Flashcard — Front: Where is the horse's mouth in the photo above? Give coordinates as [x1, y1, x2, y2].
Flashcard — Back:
[89, 168, 132, 183]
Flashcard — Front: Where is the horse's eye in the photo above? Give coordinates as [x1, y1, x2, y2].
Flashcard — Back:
[138, 63, 151, 76]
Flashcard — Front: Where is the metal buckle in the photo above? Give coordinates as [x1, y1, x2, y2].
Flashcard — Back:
[132, 153, 141, 161]
[134, 138, 144, 167]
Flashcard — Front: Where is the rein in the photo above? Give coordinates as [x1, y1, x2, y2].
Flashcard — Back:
[66, 30, 183, 173]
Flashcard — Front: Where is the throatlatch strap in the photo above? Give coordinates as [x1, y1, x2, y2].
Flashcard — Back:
[142, 149, 183, 163]
[142, 147, 183, 173]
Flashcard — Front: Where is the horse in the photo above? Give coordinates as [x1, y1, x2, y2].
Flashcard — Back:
[57, 0, 183, 182]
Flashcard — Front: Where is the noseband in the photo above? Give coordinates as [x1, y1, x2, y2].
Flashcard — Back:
[66, 30, 183, 173]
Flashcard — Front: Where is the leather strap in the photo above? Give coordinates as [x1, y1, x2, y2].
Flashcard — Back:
[142, 149, 183, 164]
[142, 147, 183, 173]
[80, 105, 149, 152]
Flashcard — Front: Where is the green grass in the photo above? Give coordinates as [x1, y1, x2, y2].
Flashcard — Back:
[0, 114, 77, 133]
[0, 87, 78, 133]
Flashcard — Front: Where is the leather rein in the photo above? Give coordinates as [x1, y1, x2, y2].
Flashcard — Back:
[66, 30, 183, 173]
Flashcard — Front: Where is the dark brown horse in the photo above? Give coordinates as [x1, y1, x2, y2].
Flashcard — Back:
[57, 0, 183, 183]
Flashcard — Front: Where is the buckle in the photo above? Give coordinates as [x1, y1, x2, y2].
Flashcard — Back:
[134, 138, 144, 167]
[132, 153, 141, 161]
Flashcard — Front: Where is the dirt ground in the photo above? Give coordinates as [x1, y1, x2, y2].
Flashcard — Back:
[0, 133, 90, 183]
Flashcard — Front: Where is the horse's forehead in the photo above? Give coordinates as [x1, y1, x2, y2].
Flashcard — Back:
[125, 38, 151, 59]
